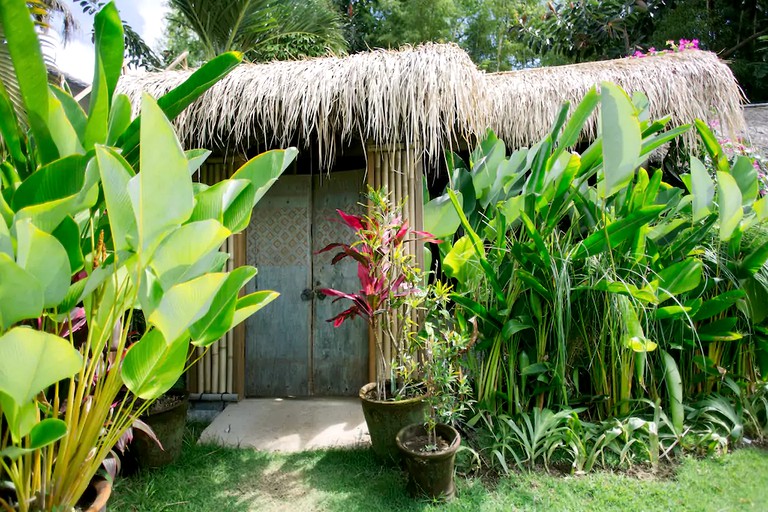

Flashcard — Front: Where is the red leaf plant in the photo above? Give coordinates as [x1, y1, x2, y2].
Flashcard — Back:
[318, 187, 439, 400]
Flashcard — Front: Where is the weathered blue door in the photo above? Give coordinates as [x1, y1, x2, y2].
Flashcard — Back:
[245, 171, 368, 396]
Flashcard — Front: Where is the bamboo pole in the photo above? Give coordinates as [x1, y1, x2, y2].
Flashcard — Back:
[196, 341, 205, 392]
[232, 231, 245, 397]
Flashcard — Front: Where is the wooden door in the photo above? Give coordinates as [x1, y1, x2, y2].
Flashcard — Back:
[245, 176, 312, 396]
[245, 171, 368, 396]
[311, 171, 368, 395]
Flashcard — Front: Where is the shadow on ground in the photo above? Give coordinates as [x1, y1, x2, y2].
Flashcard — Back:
[109, 424, 485, 511]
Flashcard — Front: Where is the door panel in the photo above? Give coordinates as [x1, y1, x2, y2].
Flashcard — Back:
[312, 171, 369, 395]
[245, 176, 312, 396]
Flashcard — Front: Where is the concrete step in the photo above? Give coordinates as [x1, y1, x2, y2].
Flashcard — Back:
[198, 397, 369, 452]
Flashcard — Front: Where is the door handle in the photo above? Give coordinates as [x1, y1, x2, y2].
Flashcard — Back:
[301, 288, 327, 301]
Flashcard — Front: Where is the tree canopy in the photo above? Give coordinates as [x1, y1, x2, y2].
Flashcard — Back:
[164, 0, 347, 65]
[160, 0, 768, 101]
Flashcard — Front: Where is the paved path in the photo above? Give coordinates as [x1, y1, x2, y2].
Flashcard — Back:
[198, 398, 370, 452]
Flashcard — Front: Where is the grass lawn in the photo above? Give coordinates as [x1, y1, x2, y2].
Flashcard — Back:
[110, 427, 768, 512]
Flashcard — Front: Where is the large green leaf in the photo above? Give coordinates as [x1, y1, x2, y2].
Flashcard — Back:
[639, 125, 690, 158]
[186, 149, 211, 175]
[12, 154, 91, 211]
[599, 82, 641, 198]
[230, 291, 281, 329]
[695, 119, 729, 174]
[740, 242, 768, 276]
[190, 179, 255, 232]
[551, 87, 598, 162]
[0, 253, 43, 329]
[0, 79, 26, 169]
[590, 279, 657, 303]
[15, 219, 70, 308]
[442, 235, 482, 285]
[0, 0, 57, 162]
[689, 156, 714, 222]
[0, 327, 82, 405]
[107, 93, 132, 145]
[717, 171, 743, 241]
[661, 350, 684, 433]
[122, 329, 187, 399]
[692, 290, 746, 321]
[48, 93, 84, 156]
[51, 216, 84, 273]
[0, 219, 11, 258]
[231, 148, 298, 207]
[50, 86, 87, 143]
[128, 93, 194, 257]
[84, 2, 124, 149]
[572, 205, 665, 260]
[424, 192, 462, 239]
[95, 145, 137, 252]
[447, 189, 504, 301]
[84, 45, 110, 150]
[148, 272, 228, 343]
[0, 390, 36, 443]
[470, 135, 506, 202]
[14, 157, 100, 233]
[731, 156, 758, 205]
[28, 418, 67, 449]
[119, 52, 243, 162]
[150, 219, 231, 289]
[655, 258, 702, 302]
[92, 2, 124, 105]
[189, 266, 258, 346]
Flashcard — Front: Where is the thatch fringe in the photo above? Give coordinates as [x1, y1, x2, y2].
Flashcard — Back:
[486, 50, 746, 151]
[117, 44, 746, 170]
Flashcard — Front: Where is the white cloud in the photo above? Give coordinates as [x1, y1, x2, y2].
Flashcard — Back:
[54, 36, 95, 83]
[132, 0, 171, 49]
[53, 1, 171, 84]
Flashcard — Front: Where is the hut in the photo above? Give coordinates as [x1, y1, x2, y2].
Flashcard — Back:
[117, 43, 746, 402]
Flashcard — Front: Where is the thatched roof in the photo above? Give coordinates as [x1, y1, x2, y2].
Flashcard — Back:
[487, 50, 745, 151]
[117, 44, 745, 169]
[118, 44, 486, 167]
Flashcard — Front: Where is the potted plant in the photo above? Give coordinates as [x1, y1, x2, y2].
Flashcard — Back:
[396, 281, 475, 500]
[0, 2, 294, 509]
[320, 187, 438, 462]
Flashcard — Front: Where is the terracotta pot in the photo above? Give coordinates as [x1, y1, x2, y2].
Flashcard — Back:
[73, 478, 111, 512]
[396, 422, 461, 501]
[359, 382, 427, 464]
[133, 390, 189, 468]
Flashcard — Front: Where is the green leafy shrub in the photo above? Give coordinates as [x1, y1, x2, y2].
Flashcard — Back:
[425, 83, 768, 425]
[0, 1, 295, 509]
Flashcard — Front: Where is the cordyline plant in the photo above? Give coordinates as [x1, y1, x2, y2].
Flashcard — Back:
[0, 2, 293, 510]
[319, 187, 438, 401]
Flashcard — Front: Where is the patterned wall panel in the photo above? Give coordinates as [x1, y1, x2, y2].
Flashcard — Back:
[247, 206, 309, 268]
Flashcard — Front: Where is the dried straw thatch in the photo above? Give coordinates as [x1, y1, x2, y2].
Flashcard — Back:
[117, 43, 486, 168]
[486, 50, 746, 151]
[117, 44, 746, 170]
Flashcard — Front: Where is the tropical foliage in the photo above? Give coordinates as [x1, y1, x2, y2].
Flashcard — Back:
[166, 0, 347, 64]
[424, 82, 768, 469]
[0, 1, 294, 509]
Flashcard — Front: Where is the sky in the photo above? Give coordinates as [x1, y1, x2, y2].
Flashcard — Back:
[53, 0, 170, 83]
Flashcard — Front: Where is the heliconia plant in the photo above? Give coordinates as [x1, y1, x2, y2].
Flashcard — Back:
[0, 1, 295, 510]
[425, 81, 768, 425]
[319, 186, 439, 401]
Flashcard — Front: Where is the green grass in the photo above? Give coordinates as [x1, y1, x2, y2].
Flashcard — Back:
[110, 427, 768, 512]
